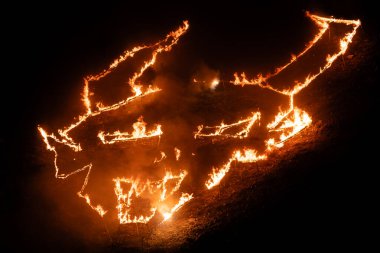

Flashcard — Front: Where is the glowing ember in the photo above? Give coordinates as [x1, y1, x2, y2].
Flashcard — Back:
[266, 108, 312, 150]
[210, 78, 220, 90]
[38, 20, 189, 219]
[205, 149, 267, 189]
[162, 193, 193, 221]
[154, 152, 167, 163]
[193, 77, 220, 90]
[174, 147, 181, 161]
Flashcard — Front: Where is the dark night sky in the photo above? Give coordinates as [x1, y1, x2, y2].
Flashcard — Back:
[3, 1, 378, 252]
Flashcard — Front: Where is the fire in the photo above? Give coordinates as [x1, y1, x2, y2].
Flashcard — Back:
[205, 149, 267, 189]
[38, 21, 189, 220]
[204, 12, 360, 189]
[210, 78, 220, 90]
[174, 147, 181, 161]
[154, 152, 167, 163]
[162, 193, 193, 221]
[194, 112, 261, 139]
[114, 171, 191, 224]
[78, 193, 107, 217]
[37, 12, 360, 224]
[193, 77, 220, 90]
[98, 116, 162, 144]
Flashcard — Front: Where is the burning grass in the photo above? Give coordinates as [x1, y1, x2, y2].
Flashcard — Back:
[34, 11, 368, 251]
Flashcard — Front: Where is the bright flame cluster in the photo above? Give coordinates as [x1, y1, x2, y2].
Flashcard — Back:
[98, 116, 163, 144]
[194, 112, 261, 139]
[38, 21, 190, 220]
[38, 12, 360, 223]
[202, 12, 360, 189]
[113, 171, 192, 224]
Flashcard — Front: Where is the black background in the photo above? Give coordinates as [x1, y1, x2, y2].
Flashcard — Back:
[3, 1, 378, 252]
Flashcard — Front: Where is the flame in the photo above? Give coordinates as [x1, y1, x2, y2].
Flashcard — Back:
[194, 112, 261, 139]
[266, 108, 312, 150]
[162, 193, 193, 221]
[205, 149, 267, 189]
[154, 152, 167, 163]
[113, 171, 191, 224]
[38, 21, 189, 218]
[232, 12, 360, 97]
[78, 193, 107, 217]
[98, 116, 162, 144]
[204, 13, 360, 189]
[38, 12, 360, 224]
[174, 147, 181, 161]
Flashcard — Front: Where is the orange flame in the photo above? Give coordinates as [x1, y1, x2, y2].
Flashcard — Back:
[204, 13, 360, 189]
[266, 108, 312, 150]
[162, 193, 193, 221]
[154, 152, 167, 163]
[195, 112, 261, 139]
[114, 171, 191, 224]
[174, 147, 181, 161]
[193, 77, 220, 90]
[98, 116, 162, 144]
[210, 78, 220, 90]
[38, 21, 189, 218]
[206, 149, 267, 189]
[38, 12, 360, 223]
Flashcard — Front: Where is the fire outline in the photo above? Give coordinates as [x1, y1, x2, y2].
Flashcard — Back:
[37, 12, 360, 223]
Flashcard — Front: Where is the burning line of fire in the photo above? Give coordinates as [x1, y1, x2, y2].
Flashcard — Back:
[174, 147, 181, 161]
[113, 171, 192, 224]
[38, 21, 189, 219]
[194, 112, 261, 139]
[98, 116, 163, 144]
[154, 152, 167, 163]
[205, 149, 267, 189]
[38, 12, 361, 223]
[203, 13, 360, 189]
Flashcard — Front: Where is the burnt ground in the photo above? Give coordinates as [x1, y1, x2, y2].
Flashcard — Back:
[3, 2, 379, 252]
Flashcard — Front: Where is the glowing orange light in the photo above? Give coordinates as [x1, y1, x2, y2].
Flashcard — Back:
[38, 21, 189, 219]
[114, 171, 191, 224]
[204, 12, 360, 189]
[38, 12, 360, 223]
